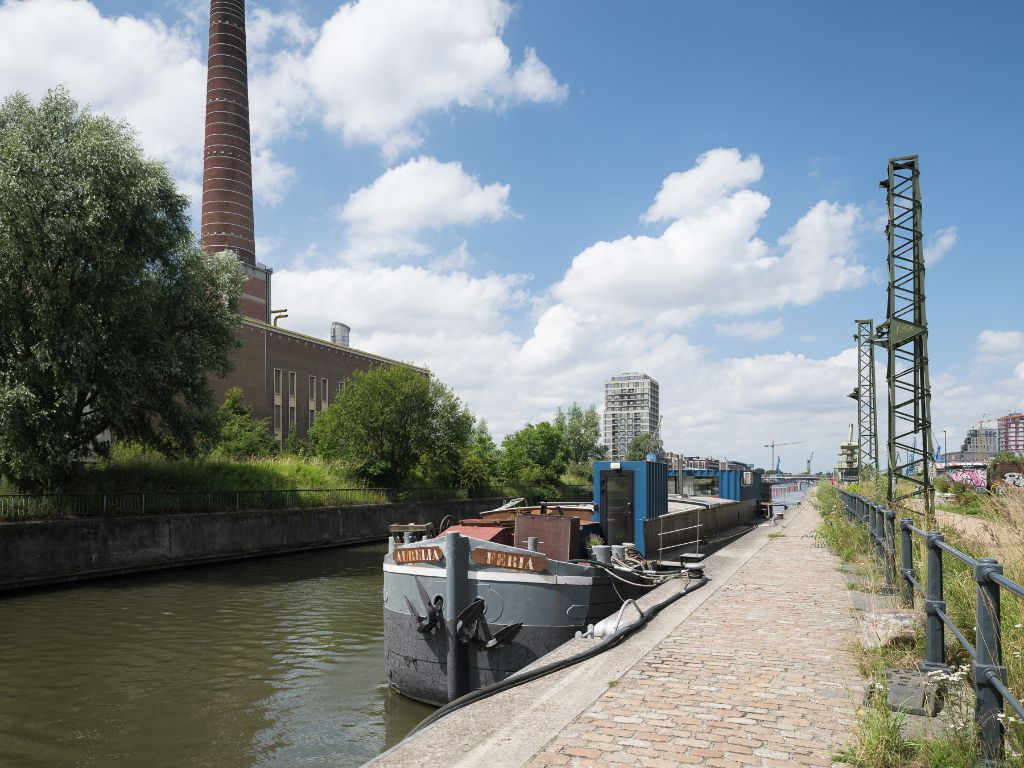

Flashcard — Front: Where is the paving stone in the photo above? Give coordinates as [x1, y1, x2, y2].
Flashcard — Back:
[523, 501, 863, 768]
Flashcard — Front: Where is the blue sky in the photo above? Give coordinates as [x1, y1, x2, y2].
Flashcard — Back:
[2, 0, 1022, 471]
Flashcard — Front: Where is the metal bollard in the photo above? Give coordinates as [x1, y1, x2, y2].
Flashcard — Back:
[974, 557, 1006, 765]
[921, 532, 946, 673]
[445, 532, 469, 703]
[899, 519, 914, 607]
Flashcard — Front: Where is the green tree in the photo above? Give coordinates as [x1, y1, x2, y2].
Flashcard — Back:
[0, 89, 242, 491]
[418, 390, 474, 487]
[625, 432, 664, 461]
[309, 364, 471, 488]
[213, 388, 278, 459]
[283, 425, 308, 457]
[461, 419, 499, 491]
[498, 421, 567, 484]
[554, 403, 606, 464]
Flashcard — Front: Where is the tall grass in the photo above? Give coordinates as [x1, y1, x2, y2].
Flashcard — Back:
[813, 480, 1024, 766]
[75, 442, 359, 493]
[816, 482, 873, 562]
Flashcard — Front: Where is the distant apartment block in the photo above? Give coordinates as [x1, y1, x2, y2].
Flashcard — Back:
[947, 427, 999, 463]
[999, 413, 1024, 454]
[603, 373, 660, 461]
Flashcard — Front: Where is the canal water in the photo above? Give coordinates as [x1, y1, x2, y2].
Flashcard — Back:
[0, 543, 433, 768]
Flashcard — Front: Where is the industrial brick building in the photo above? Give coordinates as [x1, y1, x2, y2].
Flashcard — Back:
[201, 0, 416, 442]
[602, 373, 660, 462]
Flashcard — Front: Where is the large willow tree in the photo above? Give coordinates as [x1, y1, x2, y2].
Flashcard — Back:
[0, 89, 242, 491]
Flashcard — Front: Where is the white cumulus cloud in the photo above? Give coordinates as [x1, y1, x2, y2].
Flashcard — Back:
[339, 156, 512, 261]
[977, 330, 1024, 357]
[925, 225, 957, 265]
[642, 148, 764, 223]
[276, 148, 872, 472]
[549, 150, 865, 328]
[0, 0, 562, 208]
[0, 0, 205, 178]
[305, 0, 566, 157]
[715, 319, 784, 340]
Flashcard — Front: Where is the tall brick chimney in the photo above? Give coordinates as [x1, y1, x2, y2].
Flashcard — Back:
[201, 0, 271, 321]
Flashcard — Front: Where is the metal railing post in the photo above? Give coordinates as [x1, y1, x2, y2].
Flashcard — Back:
[872, 504, 884, 562]
[921, 532, 946, 673]
[899, 519, 914, 606]
[974, 557, 1006, 765]
[882, 507, 896, 594]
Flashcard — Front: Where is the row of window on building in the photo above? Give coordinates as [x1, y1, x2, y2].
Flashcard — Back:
[272, 369, 331, 441]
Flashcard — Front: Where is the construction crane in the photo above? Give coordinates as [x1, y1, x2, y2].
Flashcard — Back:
[806, 451, 814, 475]
[764, 440, 802, 473]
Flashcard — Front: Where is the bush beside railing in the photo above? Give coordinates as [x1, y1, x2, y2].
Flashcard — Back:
[0, 484, 592, 522]
[839, 489, 1024, 764]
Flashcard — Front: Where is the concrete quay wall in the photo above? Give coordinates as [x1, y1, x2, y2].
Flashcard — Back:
[0, 498, 503, 592]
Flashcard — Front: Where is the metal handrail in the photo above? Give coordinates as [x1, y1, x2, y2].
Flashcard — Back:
[934, 606, 977, 660]
[838, 489, 1024, 762]
[935, 538, 978, 568]
[991, 572, 1024, 601]
[988, 672, 1024, 723]
[904, 572, 926, 598]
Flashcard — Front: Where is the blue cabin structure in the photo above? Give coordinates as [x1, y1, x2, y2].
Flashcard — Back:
[592, 460, 667, 556]
[670, 468, 762, 502]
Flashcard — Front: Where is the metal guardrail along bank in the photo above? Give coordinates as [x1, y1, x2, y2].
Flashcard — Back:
[839, 490, 1024, 763]
[0, 485, 592, 522]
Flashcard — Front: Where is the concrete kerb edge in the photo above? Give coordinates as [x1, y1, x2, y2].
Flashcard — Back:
[365, 500, 809, 768]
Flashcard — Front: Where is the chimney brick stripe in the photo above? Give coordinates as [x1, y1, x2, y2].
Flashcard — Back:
[200, 202, 254, 218]
[202, 212, 256, 227]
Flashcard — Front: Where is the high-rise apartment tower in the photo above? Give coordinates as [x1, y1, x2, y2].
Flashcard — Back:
[603, 373, 660, 461]
[998, 413, 1024, 454]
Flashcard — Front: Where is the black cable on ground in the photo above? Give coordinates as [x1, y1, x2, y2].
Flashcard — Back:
[403, 573, 709, 739]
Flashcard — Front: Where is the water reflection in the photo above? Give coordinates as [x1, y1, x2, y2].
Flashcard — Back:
[0, 544, 432, 768]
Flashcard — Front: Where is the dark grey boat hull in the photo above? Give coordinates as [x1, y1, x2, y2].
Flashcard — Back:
[383, 542, 648, 706]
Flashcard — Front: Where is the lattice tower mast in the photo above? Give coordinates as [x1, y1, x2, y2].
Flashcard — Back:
[878, 156, 934, 523]
[854, 319, 879, 473]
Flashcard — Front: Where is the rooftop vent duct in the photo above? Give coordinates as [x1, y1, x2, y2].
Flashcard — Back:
[331, 322, 351, 347]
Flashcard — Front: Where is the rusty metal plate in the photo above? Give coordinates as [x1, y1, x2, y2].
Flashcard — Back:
[393, 546, 444, 564]
[471, 547, 547, 573]
[513, 514, 579, 562]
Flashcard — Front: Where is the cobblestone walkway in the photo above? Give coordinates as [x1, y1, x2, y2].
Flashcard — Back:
[525, 503, 862, 768]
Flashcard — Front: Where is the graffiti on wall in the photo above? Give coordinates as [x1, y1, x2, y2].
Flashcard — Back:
[1004, 473, 1024, 488]
[992, 462, 1024, 489]
[948, 468, 987, 488]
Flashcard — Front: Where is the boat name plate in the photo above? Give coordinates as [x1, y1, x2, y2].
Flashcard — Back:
[470, 548, 548, 573]
[393, 545, 444, 564]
